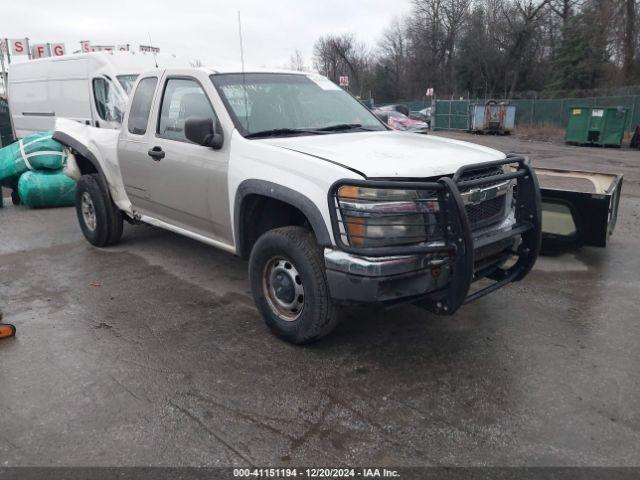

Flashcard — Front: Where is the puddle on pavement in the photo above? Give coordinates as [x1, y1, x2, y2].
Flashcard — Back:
[534, 254, 589, 272]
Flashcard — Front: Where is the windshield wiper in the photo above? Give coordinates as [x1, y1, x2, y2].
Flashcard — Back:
[245, 128, 327, 139]
[245, 124, 375, 139]
[316, 123, 374, 132]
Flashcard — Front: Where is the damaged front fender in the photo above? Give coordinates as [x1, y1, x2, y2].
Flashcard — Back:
[52, 118, 133, 215]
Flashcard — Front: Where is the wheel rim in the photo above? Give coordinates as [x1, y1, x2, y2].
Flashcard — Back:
[80, 192, 97, 231]
[262, 257, 305, 321]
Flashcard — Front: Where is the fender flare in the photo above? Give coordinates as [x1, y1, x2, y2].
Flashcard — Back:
[52, 131, 107, 179]
[234, 179, 333, 256]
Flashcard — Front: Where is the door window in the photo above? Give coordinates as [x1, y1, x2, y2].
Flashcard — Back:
[117, 74, 139, 95]
[92, 77, 126, 124]
[127, 77, 158, 135]
[158, 78, 217, 143]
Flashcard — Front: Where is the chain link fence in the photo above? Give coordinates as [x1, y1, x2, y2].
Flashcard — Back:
[431, 96, 640, 132]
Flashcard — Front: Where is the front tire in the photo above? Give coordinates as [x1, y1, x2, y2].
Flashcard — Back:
[75, 174, 123, 247]
[249, 226, 339, 344]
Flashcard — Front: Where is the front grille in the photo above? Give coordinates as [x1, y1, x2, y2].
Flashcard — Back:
[460, 166, 507, 228]
[465, 195, 505, 226]
[458, 166, 504, 189]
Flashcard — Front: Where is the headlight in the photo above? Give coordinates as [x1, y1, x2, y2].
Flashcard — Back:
[336, 185, 441, 248]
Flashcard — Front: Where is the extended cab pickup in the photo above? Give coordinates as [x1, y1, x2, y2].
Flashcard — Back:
[54, 68, 542, 344]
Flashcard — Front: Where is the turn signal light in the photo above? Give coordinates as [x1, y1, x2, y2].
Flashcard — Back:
[338, 186, 365, 246]
[0, 324, 16, 339]
[344, 215, 365, 247]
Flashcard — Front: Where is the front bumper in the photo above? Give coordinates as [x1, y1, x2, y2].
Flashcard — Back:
[324, 249, 452, 304]
[325, 156, 542, 314]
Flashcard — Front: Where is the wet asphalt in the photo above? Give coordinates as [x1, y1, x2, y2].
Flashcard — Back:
[0, 134, 639, 466]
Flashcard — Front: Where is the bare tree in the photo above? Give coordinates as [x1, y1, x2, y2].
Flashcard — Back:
[378, 18, 409, 99]
[549, 0, 583, 26]
[288, 49, 307, 71]
[308, 0, 638, 100]
[501, 0, 553, 96]
[313, 34, 372, 95]
[622, 0, 637, 81]
[401, 0, 472, 97]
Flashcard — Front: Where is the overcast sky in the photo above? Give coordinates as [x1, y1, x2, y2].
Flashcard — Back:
[2, 0, 413, 69]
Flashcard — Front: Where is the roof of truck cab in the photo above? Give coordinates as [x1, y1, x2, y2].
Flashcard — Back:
[137, 67, 313, 79]
[155, 67, 310, 75]
[209, 68, 309, 75]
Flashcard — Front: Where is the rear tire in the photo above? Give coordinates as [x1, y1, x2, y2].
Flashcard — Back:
[75, 173, 123, 247]
[249, 226, 339, 344]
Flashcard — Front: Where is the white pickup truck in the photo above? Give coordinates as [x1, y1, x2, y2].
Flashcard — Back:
[54, 67, 543, 344]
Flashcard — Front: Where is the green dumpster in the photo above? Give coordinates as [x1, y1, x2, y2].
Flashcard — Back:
[565, 106, 629, 147]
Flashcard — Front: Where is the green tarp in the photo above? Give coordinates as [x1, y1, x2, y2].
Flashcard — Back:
[0, 131, 67, 186]
[17, 170, 76, 208]
[0, 131, 77, 209]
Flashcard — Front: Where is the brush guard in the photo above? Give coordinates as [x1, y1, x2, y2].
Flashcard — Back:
[328, 155, 541, 314]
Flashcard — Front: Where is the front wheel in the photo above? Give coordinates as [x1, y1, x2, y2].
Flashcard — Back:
[75, 174, 123, 247]
[249, 226, 339, 344]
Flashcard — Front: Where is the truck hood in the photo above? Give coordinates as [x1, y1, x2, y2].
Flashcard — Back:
[262, 131, 505, 178]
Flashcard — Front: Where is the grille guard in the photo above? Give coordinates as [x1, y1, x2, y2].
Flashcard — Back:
[327, 155, 542, 314]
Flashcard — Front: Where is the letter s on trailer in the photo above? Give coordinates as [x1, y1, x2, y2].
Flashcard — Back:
[53, 67, 543, 344]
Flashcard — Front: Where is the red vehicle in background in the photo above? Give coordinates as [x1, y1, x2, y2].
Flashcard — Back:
[372, 109, 429, 133]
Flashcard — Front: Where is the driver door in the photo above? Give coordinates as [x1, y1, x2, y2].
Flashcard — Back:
[145, 76, 231, 244]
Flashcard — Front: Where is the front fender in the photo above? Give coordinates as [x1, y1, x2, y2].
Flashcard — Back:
[53, 118, 132, 214]
[234, 179, 333, 257]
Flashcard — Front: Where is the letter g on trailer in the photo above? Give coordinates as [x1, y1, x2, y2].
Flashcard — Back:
[325, 155, 542, 314]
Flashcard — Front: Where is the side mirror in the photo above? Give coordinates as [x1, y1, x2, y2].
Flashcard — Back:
[184, 117, 224, 150]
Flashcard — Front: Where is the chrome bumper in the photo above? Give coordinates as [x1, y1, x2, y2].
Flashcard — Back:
[324, 248, 452, 304]
[324, 249, 449, 277]
[323, 213, 521, 305]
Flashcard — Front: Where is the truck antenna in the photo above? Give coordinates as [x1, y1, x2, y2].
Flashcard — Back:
[148, 32, 158, 68]
[238, 11, 246, 73]
[238, 11, 250, 131]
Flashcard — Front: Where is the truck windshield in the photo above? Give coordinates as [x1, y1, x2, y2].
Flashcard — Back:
[211, 73, 386, 137]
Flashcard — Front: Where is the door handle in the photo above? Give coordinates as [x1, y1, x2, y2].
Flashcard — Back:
[148, 146, 165, 161]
